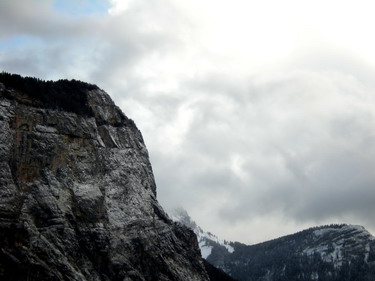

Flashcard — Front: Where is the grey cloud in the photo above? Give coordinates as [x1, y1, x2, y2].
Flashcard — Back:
[1, 0, 186, 82]
[2, 0, 375, 243]
[291, 49, 375, 87]
[155, 69, 375, 235]
[217, 106, 375, 227]
[0, 0, 102, 40]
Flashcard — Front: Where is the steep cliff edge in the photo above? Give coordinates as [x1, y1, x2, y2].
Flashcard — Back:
[0, 73, 210, 281]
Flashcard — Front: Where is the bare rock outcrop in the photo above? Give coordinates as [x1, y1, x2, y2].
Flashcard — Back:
[0, 73, 209, 281]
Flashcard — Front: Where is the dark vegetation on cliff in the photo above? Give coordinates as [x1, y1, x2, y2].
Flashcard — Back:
[0, 72, 98, 116]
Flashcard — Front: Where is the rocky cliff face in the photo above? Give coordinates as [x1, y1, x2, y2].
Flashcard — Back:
[0, 73, 210, 281]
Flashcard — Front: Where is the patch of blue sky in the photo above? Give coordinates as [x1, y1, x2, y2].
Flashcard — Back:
[0, 35, 43, 51]
[53, 0, 110, 17]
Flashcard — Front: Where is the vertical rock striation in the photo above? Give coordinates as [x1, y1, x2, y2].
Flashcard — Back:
[0, 73, 209, 281]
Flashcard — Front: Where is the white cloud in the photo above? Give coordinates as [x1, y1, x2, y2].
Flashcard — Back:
[2, 0, 375, 244]
[108, 0, 134, 15]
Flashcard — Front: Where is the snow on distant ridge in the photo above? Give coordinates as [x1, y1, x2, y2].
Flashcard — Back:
[169, 208, 234, 259]
[302, 224, 375, 268]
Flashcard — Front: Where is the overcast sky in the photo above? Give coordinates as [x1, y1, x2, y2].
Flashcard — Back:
[2, 0, 375, 244]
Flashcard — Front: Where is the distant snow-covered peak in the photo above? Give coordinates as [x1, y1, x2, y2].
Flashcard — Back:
[169, 208, 234, 259]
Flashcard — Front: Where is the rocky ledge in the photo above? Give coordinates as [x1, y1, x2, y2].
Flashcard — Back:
[0, 73, 210, 281]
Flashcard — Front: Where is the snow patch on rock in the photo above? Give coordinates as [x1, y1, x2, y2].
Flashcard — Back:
[170, 208, 234, 258]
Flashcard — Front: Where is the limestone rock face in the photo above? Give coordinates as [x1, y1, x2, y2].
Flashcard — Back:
[0, 74, 209, 281]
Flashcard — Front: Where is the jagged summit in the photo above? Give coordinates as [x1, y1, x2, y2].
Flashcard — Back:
[0, 74, 210, 281]
[169, 208, 237, 281]
[169, 208, 200, 233]
[169, 208, 234, 259]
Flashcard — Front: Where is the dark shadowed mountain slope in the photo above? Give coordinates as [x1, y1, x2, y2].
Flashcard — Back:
[203, 259, 237, 281]
[224, 224, 375, 281]
[0, 73, 210, 281]
[172, 209, 375, 281]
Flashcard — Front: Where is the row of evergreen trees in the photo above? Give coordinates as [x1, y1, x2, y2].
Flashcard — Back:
[0, 72, 98, 116]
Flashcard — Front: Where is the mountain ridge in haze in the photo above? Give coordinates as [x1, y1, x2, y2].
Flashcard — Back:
[171, 208, 375, 281]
